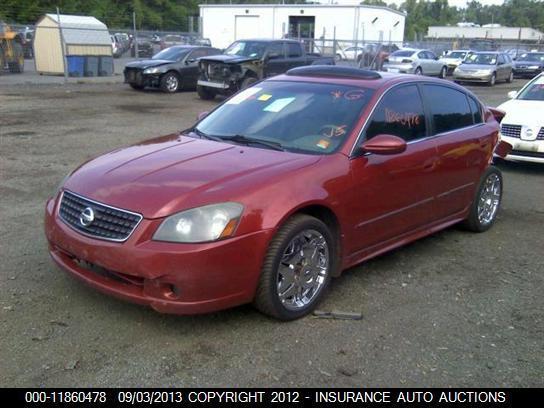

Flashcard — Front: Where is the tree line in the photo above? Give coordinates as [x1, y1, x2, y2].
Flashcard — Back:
[1, 0, 543, 36]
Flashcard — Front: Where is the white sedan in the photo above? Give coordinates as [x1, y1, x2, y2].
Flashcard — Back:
[497, 73, 544, 163]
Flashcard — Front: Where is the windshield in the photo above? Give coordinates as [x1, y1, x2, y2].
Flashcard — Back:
[465, 53, 497, 65]
[194, 81, 374, 154]
[224, 41, 268, 58]
[517, 76, 544, 101]
[447, 51, 467, 59]
[518, 53, 544, 62]
[152, 47, 189, 61]
[391, 50, 414, 57]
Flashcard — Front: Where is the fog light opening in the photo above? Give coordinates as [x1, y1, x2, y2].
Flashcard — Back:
[164, 284, 181, 300]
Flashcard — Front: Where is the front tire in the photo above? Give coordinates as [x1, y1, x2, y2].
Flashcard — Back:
[439, 66, 447, 79]
[240, 76, 258, 90]
[415, 67, 423, 75]
[254, 214, 334, 320]
[488, 73, 496, 86]
[160, 71, 180, 93]
[462, 166, 502, 232]
[196, 84, 216, 100]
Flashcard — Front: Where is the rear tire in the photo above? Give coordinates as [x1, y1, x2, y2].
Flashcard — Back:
[415, 67, 423, 75]
[254, 214, 334, 320]
[461, 166, 502, 233]
[197, 85, 216, 100]
[506, 71, 513, 83]
[439, 66, 447, 79]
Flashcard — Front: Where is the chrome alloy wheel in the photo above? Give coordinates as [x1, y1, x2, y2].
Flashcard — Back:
[165, 75, 179, 92]
[276, 229, 329, 310]
[477, 173, 501, 225]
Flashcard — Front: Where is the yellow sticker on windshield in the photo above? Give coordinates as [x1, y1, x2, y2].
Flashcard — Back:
[258, 94, 272, 101]
[317, 139, 330, 149]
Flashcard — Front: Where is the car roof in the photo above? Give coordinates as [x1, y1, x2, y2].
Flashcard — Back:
[232, 38, 300, 43]
[270, 66, 460, 91]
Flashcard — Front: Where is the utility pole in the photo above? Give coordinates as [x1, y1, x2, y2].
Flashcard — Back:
[133, 11, 138, 58]
[57, 7, 68, 83]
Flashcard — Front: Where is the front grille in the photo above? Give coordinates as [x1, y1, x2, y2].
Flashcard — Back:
[59, 191, 142, 242]
[537, 127, 544, 140]
[207, 63, 231, 81]
[500, 124, 521, 138]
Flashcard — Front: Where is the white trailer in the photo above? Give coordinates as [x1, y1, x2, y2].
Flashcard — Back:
[199, 4, 406, 49]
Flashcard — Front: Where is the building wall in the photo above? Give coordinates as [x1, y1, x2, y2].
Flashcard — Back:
[428, 26, 544, 41]
[66, 45, 112, 55]
[200, 5, 405, 49]
[34, 16, 64, 74]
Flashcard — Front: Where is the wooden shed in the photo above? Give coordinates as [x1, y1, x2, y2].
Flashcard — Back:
[34, 14, 112, 75]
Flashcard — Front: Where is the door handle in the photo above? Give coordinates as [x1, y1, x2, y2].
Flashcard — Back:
[423, 158, 438, 171]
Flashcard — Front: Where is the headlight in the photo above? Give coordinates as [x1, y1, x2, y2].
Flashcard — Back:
[528, 65, 539, 69]
[476, 70, 492, 75]
[143, 67, 162, 74]
[153, 202, 244, 243]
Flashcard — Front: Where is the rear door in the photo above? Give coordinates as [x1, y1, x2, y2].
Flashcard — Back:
[426, 51, 441, 75]
[284, 42, 308, 70]
[183, 48, 209, 88]
[348, 84, 440, 254]
[421, 84, 489, 219]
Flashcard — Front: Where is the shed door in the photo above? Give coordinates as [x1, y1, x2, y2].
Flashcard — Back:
[235, 15, 260, 41]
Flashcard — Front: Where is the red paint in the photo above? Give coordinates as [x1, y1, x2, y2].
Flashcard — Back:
[44, 73, 501, 315]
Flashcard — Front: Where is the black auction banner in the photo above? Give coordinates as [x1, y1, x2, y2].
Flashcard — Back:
[1, 388, 540, 406]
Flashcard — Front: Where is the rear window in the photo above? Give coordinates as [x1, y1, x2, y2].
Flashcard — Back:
[391, 50, 415, 57]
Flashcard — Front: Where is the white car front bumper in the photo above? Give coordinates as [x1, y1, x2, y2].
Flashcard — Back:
[500, 134, 544, 163]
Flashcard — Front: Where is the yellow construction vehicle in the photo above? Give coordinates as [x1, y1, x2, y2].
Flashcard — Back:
[0, 21, 25, 74]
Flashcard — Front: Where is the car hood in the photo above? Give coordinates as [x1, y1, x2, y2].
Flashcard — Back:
[457, 64, 495, 71]
[497, 99, 544, 128]
[63, 135, 319, 219]
[125, 59, 173, 69]
[441, 57, 462, 64]
[200, 54, 259, 64]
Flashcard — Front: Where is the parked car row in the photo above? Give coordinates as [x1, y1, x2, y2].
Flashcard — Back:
[124, 39, 335, 97]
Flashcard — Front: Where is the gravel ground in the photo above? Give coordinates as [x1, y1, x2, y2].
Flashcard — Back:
[0, 78, 542, 387]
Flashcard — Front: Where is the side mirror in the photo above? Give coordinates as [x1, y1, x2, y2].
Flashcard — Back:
[507, 90, 518, 99]
[360, 134, 407, 155]
[186, 58, 196, 64]
[197, 111, 209, 121]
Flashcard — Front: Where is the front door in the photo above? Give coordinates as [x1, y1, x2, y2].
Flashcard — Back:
[347, 84, 439, 255]
[263, 42, 287, 77]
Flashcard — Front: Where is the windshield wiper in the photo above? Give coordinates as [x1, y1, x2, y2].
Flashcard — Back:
[222, 134, 285, 151]
[186, 127, 224, 142]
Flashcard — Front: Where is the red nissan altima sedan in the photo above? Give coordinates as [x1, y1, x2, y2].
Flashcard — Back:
[45, 66, 508, 320]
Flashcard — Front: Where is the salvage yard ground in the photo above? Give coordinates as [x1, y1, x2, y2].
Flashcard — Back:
[0, 78, 542, 387]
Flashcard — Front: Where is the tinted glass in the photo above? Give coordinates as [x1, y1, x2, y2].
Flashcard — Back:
[195, 81, 373, 154]
[152, 47, 190, 61]
[225, 41, 267, 58]
[468, 96, 483, 123]
[427, 51, 437, 59]
[267, 42, 284, 57]
[365, 85, 426, 142]
[188, 49, 208, 59]
[287, 43, 302, 58]
[519, 53, 544, 62]
[448, 51, 467, 59]
[423, 85, 473, 134]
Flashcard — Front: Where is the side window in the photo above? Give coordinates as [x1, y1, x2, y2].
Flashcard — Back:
[365, 85, 427, 142]
[206, 48, 221, 56]
[418, 51, 426, 59]
[423, 84, 473, 134]
[267, 42, 284, 58]
[498, 54, 505, 64]
[287, 42, 302, 58]
[188, 49, 208, 60]
[427, 51, 436, 60]
[468, 96, 483, 124]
